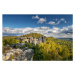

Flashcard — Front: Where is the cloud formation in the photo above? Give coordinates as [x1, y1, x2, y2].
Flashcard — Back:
[3, 25, 73, 38]
[60, 25, 73, 34]
[32, 15, 67, 25]
[48, 21, 56, 25]
[37, 18, 46, 24]
[32, 15, 46, 24]
[32, 15, 39, 19]
[48, 18, 67, 25]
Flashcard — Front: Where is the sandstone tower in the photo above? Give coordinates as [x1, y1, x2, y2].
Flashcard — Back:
[18, 36, 46, 45]
[32, 37, 37, 45]
[42, 36, 46, 43]
[38, 36, 42, 43]
[29, 37, 32, 43]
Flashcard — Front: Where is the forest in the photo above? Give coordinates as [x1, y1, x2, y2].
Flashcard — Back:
[20, 33, 44, 38]
[2, 33, 73, 61]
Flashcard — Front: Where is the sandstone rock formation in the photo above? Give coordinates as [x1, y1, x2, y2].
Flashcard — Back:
[15, 36, 46, 45]
[2, 47, 34, 61]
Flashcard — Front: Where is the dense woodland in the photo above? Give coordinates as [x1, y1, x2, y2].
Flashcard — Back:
[3, 33, 73, 61]
[21, 33, 44, 38]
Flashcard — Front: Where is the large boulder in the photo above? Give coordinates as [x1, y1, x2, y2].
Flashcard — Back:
[2, 48, 34, 61]
[3, 53, 11, 60]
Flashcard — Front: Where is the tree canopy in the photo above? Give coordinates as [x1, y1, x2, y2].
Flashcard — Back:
[20, 33, 44, 38]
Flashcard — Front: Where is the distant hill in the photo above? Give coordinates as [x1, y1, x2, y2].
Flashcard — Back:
[20, 33, 44, 38]
[57, 38, 73, 41]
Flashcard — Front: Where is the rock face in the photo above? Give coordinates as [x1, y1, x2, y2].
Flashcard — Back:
[2, 47, 34, 61]
[15, 36, 46, 45]
[11, 43, 26, 48]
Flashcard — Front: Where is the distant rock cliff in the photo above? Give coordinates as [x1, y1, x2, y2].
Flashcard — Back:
[15, 36, 46, 45]
[2, 47, 34, 61]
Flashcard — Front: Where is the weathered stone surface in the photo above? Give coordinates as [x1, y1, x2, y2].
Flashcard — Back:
[15, 36, 46, 45]
[11, 43, 26, 48]
[2, 48, 34, 61]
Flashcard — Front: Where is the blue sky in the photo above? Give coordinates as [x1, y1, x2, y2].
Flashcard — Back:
[3, 14, 73, 38]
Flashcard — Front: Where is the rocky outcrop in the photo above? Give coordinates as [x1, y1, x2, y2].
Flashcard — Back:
[15, 36, 46, 45]
[2, 47, 34, 61]
[11, 43, 26, 48]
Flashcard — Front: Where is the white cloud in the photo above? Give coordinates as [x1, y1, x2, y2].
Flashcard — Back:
[60, 25, 73, 34]
[48, 21, 56, 25]
[60, 18, 65, 21]
[37, 18, 46, 24]
[32, 15, 39, 19]
[32, 15, 47, 24]
[52, 27, 60, 33]
[64, 21, 67, 23]
[48, 18, 67, 25]
[3, 25, 73, 38]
